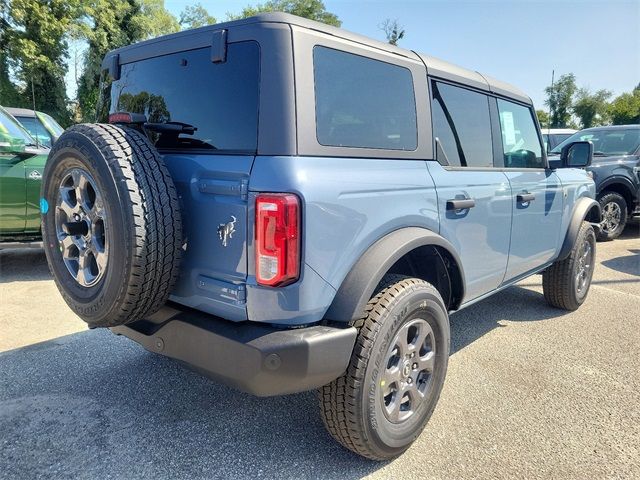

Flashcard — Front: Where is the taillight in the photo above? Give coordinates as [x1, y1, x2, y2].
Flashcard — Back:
[255, 193, 300, 287]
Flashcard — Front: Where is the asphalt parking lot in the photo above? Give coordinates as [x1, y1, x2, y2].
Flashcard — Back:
[1, 225, 638, 479]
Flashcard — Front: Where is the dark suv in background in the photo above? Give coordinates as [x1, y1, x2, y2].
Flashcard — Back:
[551, 125, 640, 240]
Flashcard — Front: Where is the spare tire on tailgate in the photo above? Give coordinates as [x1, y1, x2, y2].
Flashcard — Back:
[41, 124, 182, 328]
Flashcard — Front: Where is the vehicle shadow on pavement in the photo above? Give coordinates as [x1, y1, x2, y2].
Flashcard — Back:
[0, 330, 381, 479]
[449, 285, 569, 354]
[0, 249, 50, 284]
[617, 223, 639, 240]
[601, 252, 640, 277]
[0, 283, 572, 479]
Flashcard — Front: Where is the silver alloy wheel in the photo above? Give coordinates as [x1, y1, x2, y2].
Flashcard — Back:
[55, 168, 108, 287]
[381, 318, 436, 423]
[601, 201, 622, 234]
[575, 237, 593, 296]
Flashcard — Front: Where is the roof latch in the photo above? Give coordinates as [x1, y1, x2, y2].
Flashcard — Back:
[211, 29, 228, 63]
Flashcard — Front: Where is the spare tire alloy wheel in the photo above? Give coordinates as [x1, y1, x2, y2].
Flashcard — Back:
[55, 168, 107, 287]
[41, 124, 182, 329]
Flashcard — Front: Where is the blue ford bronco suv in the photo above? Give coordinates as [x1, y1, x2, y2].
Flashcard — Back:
[41, 13, 601, 460]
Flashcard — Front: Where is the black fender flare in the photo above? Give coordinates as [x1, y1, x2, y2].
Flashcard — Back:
[557, 197, 601, 261]
[598, 176, 637, 200]
[324, 227, 465, 322]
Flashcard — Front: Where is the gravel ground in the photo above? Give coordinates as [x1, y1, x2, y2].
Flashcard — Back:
[0, 225, 638, 479]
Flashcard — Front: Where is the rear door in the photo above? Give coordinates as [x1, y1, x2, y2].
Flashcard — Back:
[495, 98, 564, 280]
[427, 80, 512, 302]
[103, 41, 260, 319]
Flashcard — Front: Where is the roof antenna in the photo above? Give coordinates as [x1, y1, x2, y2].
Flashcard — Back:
[30, 78, 39, 149]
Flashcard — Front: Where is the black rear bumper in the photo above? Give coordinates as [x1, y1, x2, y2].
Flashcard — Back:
[110, 305, 357, 397]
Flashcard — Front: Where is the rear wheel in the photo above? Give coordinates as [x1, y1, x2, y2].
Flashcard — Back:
[597, 192, 627, 241]
[319, 275, 450, 460]
[41, 124, 182, 328]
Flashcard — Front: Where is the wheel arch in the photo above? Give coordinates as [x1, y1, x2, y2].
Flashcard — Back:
[598, 178, 636, 213]
[557, 197, 601, 261]
[324, 227, 465, 323]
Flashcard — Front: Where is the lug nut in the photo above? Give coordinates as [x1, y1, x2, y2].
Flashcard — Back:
[407, 378, 413, 384]
[412, 363, 418, 370]
[410, 352, 415, 358]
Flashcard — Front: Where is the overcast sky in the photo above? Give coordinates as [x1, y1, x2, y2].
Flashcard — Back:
[162, 0, 639, 110]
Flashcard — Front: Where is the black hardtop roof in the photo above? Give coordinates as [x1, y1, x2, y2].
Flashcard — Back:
[104, 12, 531, 105]
[4, 107, 38, 117]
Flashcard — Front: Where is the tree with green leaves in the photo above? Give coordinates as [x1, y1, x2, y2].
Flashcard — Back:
[76, 0, 179, 122]
[380, 19, 404, 46]
[2, 0, 78, 126]
[608, 84, 640, 125]
[228, 0, 341, 27]
[134, 0, 180, 39]
[0, 0, 22, 106]
[544, 73, 576, 128]
[536, 109, 549, 128]
[572, 87, 612, 128]
[180, 3, 217, 30]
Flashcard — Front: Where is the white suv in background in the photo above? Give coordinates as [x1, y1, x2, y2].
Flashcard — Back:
[541, 128, 577, 151]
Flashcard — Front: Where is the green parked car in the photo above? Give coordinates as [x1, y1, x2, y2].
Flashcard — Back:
[5, 107, 64, 148]
[0, 105, 50, 246]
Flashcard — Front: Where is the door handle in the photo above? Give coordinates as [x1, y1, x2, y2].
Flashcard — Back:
[446, 198, 476, 210]
[517, 193, 536, 203]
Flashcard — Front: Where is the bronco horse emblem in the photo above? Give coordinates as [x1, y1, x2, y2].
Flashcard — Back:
[217, 215, 237, 247]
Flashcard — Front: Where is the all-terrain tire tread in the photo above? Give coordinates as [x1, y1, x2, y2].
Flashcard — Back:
[46, 123, 182, 327]
[318, 275, 441, 460]
[542, 221, 594, 311]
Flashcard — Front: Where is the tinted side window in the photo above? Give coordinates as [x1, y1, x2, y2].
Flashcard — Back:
[102, 42, 260, 152]
[497, 99, 543, 168]
[430, 81, 493, 167]
[16, 116, 52, 147]
[313, 46, 417, 151]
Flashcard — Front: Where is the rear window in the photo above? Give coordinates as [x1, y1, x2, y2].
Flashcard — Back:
[99, 41, 260, 152]
[313, 46, 417, 151]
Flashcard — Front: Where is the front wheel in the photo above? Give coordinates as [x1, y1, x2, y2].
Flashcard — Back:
[543, 221, 596, 311]
[597, 192, 627, 241]
[319, 275, 450, 460]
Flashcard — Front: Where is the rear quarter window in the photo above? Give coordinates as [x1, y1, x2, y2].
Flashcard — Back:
[313, 46, 417, 151]
[99, 41, 260, 153]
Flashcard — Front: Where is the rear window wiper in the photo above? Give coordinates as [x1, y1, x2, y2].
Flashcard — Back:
[144, 122, 197, 135]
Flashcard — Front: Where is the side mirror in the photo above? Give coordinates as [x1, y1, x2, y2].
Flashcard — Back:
[561, 140, 593, 168]
[0, 133, 26, 154]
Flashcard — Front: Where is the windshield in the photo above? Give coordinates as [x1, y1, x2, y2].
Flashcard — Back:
[551, 128, 640, 156]
[0, 107, 37, 144]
